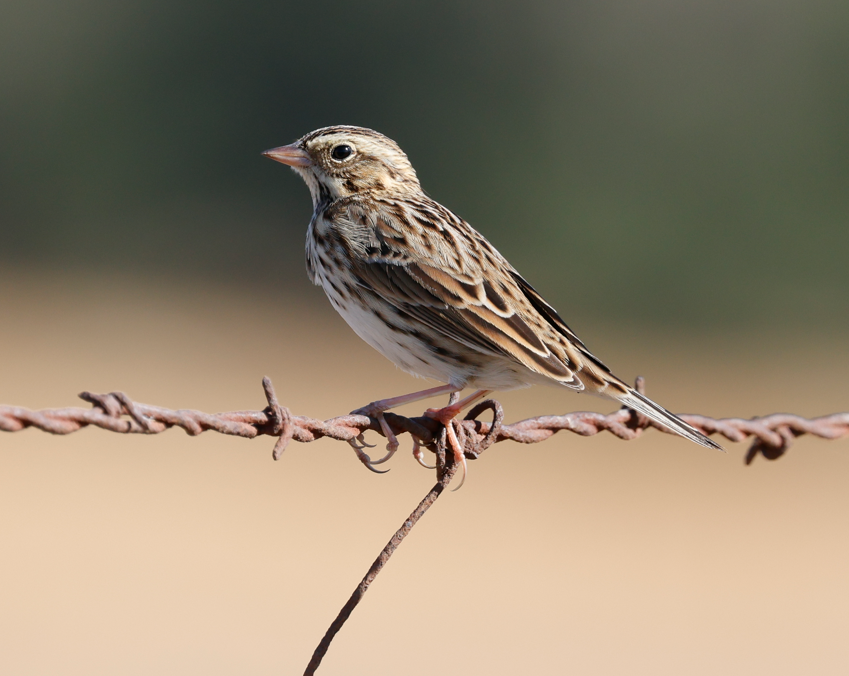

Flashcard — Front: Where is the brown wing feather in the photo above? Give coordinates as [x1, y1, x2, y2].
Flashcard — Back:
[352, 261, 504, 356]
[340, 198, 590, 389]
[508, 272, 586, 348]
[508, 271, 617, 378]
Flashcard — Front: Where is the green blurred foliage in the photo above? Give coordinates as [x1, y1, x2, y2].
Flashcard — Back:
[1, 0, 847, 330]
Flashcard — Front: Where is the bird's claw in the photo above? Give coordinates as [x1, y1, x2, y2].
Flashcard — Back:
[348, 433, 376, 450]
[346, 438, 390, 474]
[412, 437, 436, 469]
[349, 406, 400, 470]
[368, 411, 400, 465]
[369, 440, 399, 465]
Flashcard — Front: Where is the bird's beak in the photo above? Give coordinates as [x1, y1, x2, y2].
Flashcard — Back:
[262, 143, 312, 167]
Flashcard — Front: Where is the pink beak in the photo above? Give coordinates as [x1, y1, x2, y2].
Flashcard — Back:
[262, 143, 312, 167]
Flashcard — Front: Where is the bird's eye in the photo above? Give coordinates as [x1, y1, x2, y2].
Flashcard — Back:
[331, 144, 353, 161]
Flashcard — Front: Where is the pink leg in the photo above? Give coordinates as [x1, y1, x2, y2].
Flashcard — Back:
[426, 389, 492, 421]
[357, 383, 462, 415]
[351, 384, 461, 469]
[424, 389, 492, 490]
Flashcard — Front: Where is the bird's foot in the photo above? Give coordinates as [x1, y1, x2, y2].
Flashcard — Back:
[424, 405, 468, 490]
[346, 434, 390, 474]
[350, 403, 400, 468]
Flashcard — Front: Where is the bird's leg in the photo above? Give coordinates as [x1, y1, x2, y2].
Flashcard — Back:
[350, 384, 461, 469]
[424, 389, 492, 490]
[425, 389, 492, 421]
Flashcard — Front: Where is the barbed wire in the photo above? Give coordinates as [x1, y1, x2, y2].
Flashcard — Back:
[1, 377, 847, 465]
[3, 376, 848, 674]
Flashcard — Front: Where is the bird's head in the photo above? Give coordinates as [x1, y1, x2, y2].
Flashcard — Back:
[263, 126, 421, 207]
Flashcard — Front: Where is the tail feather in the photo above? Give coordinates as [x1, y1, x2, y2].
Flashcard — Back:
[616, 390, 724, 451]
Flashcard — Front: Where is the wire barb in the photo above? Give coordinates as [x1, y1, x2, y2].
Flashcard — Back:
[261, 376, 294, 460]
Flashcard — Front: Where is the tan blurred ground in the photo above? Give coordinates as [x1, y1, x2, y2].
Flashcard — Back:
[1, 269, 848, 676]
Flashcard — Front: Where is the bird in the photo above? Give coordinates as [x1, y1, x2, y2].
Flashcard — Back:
[263, 125, 722, 487]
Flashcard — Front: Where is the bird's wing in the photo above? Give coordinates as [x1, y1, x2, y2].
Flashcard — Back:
[335, 198, 604, 391]
[350, 260, 506, 356]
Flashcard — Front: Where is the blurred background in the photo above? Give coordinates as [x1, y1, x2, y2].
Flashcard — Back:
[1, 1, 848, 674]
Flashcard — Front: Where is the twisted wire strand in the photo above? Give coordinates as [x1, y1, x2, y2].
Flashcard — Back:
[1, 377, 847, 463]
[4, 376, 848, 675]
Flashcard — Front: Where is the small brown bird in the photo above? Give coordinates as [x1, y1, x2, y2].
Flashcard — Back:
[264, 126, 721, 486]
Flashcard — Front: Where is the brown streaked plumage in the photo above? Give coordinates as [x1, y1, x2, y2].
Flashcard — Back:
[263, 125, 722, 486]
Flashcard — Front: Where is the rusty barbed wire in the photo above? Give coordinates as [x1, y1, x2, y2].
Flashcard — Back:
[4, 376, 848, 675]
[1, 377, 847, 464]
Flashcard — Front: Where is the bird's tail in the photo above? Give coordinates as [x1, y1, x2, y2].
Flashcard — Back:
[615, 389, 723, 451]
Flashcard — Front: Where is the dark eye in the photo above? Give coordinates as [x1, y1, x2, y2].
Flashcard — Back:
[331, 144, 353, 161]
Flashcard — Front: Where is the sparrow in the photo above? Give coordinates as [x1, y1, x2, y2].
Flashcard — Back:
[264, 126, 721, 487]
